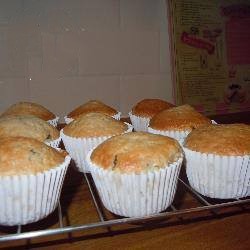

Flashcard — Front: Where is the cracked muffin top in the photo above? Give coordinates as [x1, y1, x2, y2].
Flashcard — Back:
[149, 104, 211, 131]
[90, 132, 183, 173]
[63, 112, 128, 138]
[131, 98, 175, 118]
[0, 137, 65, 176]
[0, 115, 59, 143]
[67, 100, 118, 119]
[184, 124, 250, 156]
[1, 102, 55, 121]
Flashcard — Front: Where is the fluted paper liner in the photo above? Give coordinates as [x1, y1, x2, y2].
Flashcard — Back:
[129, 112, 150, 132]
[111, 112, 121, 120]
[184, 147, 250, 199]
[148, 120, 217, 145]
[64, 116, 74, 124]
[61, 122, 133, 173]
[64, 112, 121, 124]
[87, 150, 183, 217]
[45, 136, 62, 149]
[47, 116, 59, 127]
[148, 126, 190, 145]
[0, 155, 71, 226]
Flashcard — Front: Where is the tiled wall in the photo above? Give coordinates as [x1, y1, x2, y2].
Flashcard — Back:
[0, 0, 173, 119]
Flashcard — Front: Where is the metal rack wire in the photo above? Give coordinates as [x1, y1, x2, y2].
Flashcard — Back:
[0, 172, 249, 243]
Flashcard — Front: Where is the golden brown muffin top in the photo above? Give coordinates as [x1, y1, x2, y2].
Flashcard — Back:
[0, 137, 65, 176]
[91, 132, 183, 173]
[184, 124, 250, 156]
[0, 102, 55, 121]
[67, 100, 117, 119]
[131, 98, 175, 118]
[0, 115, 59, 142]
[149, 104, 211, 131]
[63, 112, 128, 138]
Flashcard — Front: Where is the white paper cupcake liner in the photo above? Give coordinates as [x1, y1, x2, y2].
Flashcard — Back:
[61, 122, 133, 173]
[0, 155, 71, 226]
[64, 112, 121, 124]
[87, 150, 183, 217]
[64, 116, 74, 124]
[148, 120, 217, 145]
[47, 116, 59, 127]
[45, 137, 62, 149]
[184, 147, 250, 199]
[112, 112, 121, 120]
[148, 126, 190, 145]
[128, 112, 150, 132]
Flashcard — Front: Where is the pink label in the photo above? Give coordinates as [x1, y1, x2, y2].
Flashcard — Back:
[226, 18, 250, 65]
[181, 32, 215, 54]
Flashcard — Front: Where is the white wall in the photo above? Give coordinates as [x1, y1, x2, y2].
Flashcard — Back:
[0, 0, 173, 119]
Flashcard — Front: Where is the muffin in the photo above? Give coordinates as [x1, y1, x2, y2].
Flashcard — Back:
[87, 132, 183, 217]
[0, 115, 61, 148]
[129, 99, 175, 132]
[0, 101, 59, 127]
[0, 137, 71, 226]
[64, 100, 121, 124]
[183, 124, 250, 199]
[61, 112, 132, 172]
[148, 104, 211, 143]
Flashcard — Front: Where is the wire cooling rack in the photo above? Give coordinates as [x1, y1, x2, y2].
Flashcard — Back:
[0, 169, 249, 243]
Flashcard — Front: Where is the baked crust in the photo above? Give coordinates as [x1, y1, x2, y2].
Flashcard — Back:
[63, 112, 128, 138]
[1, 102, 55, 121]
[0, 115, 59, 142]
[149, 104, 211, 131]
[0, 137, 65, 176]
[91, 132, 183, 173]
[67, 100, 117, 119]
[184, 124, 250, 156]
[131, 99, 175, 118]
